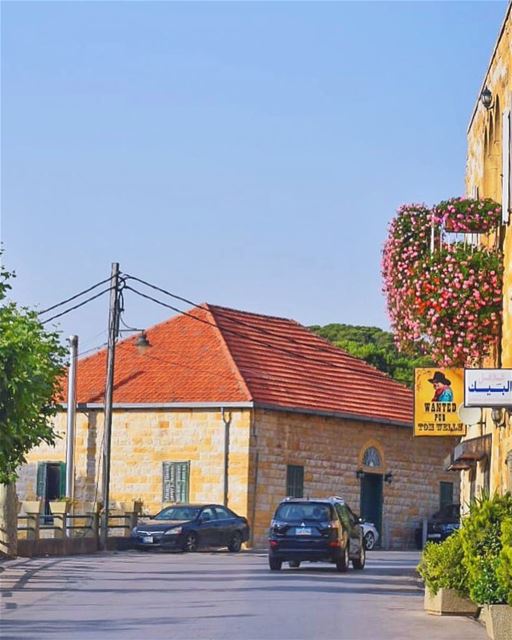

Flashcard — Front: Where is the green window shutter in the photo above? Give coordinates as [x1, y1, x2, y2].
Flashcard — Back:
[36, 463, 47, 498]
[163, 462, 190, 503]
[59, 462, 67, 498]
[286, 465, 304, 498]
[440, 481, 453, 509]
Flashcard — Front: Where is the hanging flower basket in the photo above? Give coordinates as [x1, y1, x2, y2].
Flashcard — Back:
[382, 200, 503, 367]
[433, 197, 502, 234]
[412, 243, 503, 366]
[382, 204, 434, 347]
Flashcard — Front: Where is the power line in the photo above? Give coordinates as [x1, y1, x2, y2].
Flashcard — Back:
[124, 274, 357, 361]
[38, 276, 113, 316]
[124, 274, 198, 308]
[124, 284, 388, 378]
[78, 342, 108, 358]
[41, 288, 113, 325]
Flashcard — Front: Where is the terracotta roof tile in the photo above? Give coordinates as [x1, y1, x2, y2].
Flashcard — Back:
[68, 304, 413, 425]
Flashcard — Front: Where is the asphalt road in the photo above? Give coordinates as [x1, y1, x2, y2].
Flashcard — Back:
[1, 550, 486, 640]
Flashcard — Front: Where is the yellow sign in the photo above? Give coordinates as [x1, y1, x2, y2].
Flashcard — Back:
[414, 368, 466, 436]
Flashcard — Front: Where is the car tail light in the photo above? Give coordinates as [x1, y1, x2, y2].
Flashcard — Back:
[328, 540, 341, 548]
[269, 540, 279, 549]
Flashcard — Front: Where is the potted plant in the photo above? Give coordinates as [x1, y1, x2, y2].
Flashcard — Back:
[49, 497, 73, 515]
[418, 531, 478, 616]
[460, 495, 512, 640]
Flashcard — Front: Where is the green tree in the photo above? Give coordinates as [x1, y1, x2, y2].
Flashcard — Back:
[0, 260, 66, 557]
[309, 323, 432, 388]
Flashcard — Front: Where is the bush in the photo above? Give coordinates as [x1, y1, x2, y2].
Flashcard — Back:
[497, 517, 512, 606]
[417, 531, 468, 597]
[460, 493, 512, 604]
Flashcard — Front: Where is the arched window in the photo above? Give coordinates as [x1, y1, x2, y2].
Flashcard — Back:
[362, 447, 382, 468]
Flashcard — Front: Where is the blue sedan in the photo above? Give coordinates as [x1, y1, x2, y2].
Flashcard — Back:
[131, 504, 250, 552]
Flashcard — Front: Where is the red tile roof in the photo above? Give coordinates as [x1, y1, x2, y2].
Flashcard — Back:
[69, 304, 413, 425]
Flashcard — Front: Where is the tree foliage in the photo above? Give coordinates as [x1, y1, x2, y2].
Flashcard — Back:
[309, 323, 433, 388]
[0, 261, 66, 484]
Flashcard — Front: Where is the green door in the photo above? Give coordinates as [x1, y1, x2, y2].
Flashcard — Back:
[360, 472, 383, 539]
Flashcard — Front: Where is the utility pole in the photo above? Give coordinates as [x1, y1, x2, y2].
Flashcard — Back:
[100, 262, 120, 550]
[65, 335, 78, 535]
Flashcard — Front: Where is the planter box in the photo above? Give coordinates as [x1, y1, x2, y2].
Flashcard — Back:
[21, 500, 43, 515]
[479, 604, 512, 640]
[424, 587, 479, 616]
[49, 500, 71, 515]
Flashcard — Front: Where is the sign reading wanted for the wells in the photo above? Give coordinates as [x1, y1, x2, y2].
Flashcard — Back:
[414, 368, 465, 436]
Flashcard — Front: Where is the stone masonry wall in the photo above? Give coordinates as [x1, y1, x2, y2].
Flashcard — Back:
[249, 409, 459, 549]
[465, 7, 512, 498]
[16, 406, 458, 550]
[16, 408, 252, 519]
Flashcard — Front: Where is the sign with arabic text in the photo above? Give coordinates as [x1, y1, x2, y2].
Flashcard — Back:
[414, 368, 465, 436]
[464, 369, 512, 407]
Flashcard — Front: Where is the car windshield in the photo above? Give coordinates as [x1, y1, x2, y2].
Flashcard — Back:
[274, 503, 332, 522]
[154, 506, 200, 521]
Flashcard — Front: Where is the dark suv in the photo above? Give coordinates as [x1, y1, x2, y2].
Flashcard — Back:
[414, 504, 460, 548]
[268, 497, 365, 572]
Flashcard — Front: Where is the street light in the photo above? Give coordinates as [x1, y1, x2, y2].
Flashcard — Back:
[481, 86, 493, 110]
[491, 407, 506, 429]
[135, 331, 151, 354]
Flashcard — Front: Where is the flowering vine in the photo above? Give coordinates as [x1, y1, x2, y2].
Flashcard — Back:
[382, 199, 503, 367]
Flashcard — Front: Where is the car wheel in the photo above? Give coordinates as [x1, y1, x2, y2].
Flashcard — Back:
[335, 544, 349, 572]
[228, 532, 242, 552]
[352, 543, 366, 570]
[183, 532, 198, 552]
[364, 531, 376, 550]
[269, 557, 282, 571]
[289, 560, 300, 568]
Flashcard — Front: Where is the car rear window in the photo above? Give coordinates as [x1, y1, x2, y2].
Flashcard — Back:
[274, 503, 332, 522]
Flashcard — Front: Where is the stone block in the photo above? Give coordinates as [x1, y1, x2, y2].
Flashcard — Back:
[479, 604, 512, 640]
[424, 588, 479, 616]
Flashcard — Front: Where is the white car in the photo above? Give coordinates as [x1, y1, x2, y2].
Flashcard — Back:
[361, 521, 379, 550]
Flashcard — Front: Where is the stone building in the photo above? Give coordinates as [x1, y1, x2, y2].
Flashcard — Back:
[17, 304, 458, 548]
[457, 2, 512, 501]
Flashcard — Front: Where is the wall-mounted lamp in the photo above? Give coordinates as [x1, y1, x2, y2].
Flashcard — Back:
[356, 469, 365, 480]
[134, 331, 151, 355]
[480, 86, 493, 110]
[384, 472, 393, 484]
[491, 407, 506, 429]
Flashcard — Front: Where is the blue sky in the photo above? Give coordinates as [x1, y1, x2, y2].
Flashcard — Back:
[1, 1, 507, 352]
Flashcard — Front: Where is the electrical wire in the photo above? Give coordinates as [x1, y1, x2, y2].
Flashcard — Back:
[41, 287, 113, 325]
[124, 284, 387, 377]
[123, 273, 362, 363]
[78, 342, 108, 358]
[38, 275, 113, 316]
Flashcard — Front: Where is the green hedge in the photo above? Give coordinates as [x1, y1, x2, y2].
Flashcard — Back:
[418, 493, 512, 605]
[417, 531, 468, 596]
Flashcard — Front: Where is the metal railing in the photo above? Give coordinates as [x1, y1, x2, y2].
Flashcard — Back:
[16, 511, 137, 541]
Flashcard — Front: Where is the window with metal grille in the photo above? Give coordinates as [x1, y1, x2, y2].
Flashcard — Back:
[162, 461, 190, 503]
[439, 481, 453, 509]
[286, 464, 304, 498]
[363, 447, 382, 468]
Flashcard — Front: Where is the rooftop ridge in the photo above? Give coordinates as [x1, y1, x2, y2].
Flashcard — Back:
[207, 302, 299, 324]
[203, 304, 253, 402]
